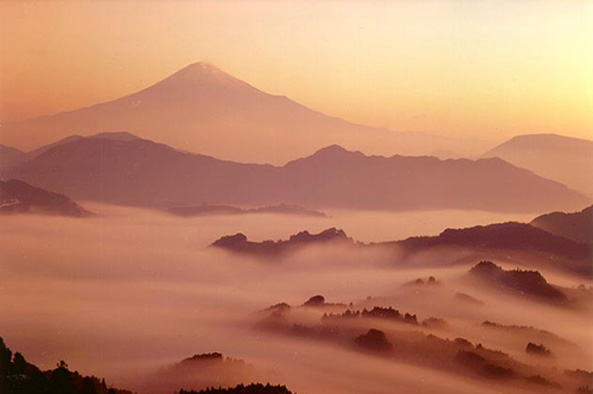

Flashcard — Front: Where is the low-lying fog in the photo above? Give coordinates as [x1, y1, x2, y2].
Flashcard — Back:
[0, 205, 590, 394]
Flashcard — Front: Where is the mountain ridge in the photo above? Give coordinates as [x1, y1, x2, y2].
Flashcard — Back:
[530, 205, 593, 244]
[483, 133, 593, 197]
[397, 221, 591, 261]
[6, 134, 589, 212]
[0, 179, 91, 217]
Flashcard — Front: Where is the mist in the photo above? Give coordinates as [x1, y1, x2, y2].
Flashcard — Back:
[0, 205, 590, 394]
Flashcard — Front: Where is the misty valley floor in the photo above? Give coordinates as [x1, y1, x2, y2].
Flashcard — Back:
[0, 205, 591, 394]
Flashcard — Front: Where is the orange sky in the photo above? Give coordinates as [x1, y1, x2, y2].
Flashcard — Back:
[1, 0, 592, 141]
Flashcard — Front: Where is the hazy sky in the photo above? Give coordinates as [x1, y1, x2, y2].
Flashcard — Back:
[1, 0, 592, 140]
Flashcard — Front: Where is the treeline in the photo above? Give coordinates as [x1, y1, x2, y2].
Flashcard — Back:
[322, 306, 419, 325]
[179, 383, 294, 394]
[0, 337, 132, 394]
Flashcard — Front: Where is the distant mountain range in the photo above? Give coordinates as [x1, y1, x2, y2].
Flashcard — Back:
[168, 203, 327, 218]
[483, 134, 593, 197]
[0, 62, 487, 164]
[0, 179, 91, 217]
[3, 132, 588, 213]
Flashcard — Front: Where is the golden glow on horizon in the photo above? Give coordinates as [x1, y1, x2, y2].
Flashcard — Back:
[1, 0, 592, 141]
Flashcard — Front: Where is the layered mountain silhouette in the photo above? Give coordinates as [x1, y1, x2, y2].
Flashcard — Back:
[212, 211, 592, 276]
[530, 205, 593, 244]
[483, 134, 593, 197]
[0, 179, 91, 217]
[0, 62, 487, 164]
[5, 133, 589, 212]
[212, 228, 352, 257]
[257, 294, 589, 391]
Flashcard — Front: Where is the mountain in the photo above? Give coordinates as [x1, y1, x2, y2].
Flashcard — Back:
[530, 205, 593, 244]
[210, 218, 592, 274]
[398, 222, 591, 261]
[0, 179, 91, 217]
[24, 135, 84, 159]
[0, 144, 25, 171]
[0, 62, 487, 164]
[211, 228, 352, 257]
[469, 261, 567, 303]
[0, 132, 140, 177]
[483, 134, 593, 197]
[26, 131, 139, 159]
[7, 135, 276, 207]
[278, 145, 589, 212]
[6, 134, 589, 212]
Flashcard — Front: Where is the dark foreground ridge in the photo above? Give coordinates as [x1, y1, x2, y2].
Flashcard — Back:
[211, 228, 353, 257]
[0, 179, 91, 217]
[0, 336, 131, 394]
[0, 337, 297, 394]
